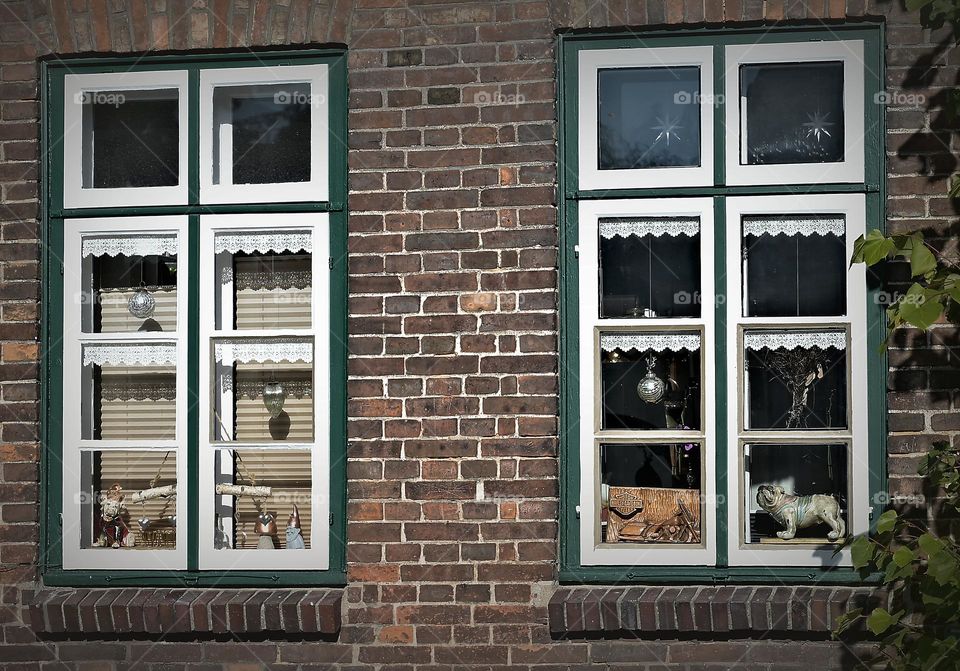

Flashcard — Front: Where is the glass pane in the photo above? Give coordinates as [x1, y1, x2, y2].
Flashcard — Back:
[743, 215, 846, 317]
[212, 338, 314, 443]
[82, 89, 179, 188]
[599, 217, 700, 318]
[214, 232, 313, 331]
[600, 333, 701, 430]
[81, 235, 178, 333]
[740, 62, 844, 165]
[213, 449, 312, 550]
[598, 67, 701, 169]
[744, 331, 847, 430]
[600, 443, 702, 544]
[81, 343, 177, 441]
[80, 450, 177, 550]
[212, 83, 312, 185]
[745, 443, 847, 544]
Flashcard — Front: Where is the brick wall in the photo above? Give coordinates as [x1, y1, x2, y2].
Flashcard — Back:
[0, 0, 956, 668]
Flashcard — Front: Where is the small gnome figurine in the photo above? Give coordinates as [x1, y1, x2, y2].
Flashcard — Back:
[255, 512, 278, 549]
[285, 504, 305, 550]
[97, 483, 130, 548]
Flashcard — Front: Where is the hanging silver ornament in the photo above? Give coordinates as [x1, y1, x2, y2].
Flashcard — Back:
[262, 381, 287, 418]
[167, 515, 176, 526]
[637, 353, 666, 404]
[137, 516, 151, 531]
[127, 283, 156, 319]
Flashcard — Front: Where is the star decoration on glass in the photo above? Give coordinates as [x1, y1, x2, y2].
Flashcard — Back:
[802, 110, 835, 143]
[651, 115, 683, 146]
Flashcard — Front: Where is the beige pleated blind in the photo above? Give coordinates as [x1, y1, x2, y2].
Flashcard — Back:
[234, 256, 311, 330]
[97, 450, 177, 548]
[233, 362, 313, 442]
[98, 287, 177, 332]
[98, 367, 176, 441]
[231, 450, 312, 549]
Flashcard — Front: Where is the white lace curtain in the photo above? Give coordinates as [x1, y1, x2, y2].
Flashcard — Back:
[599, 217, 700, 239]
[744, 331, 846, 351]
[214, 339, 313, 365]
[742, 215, 844, 238]
[82, 342, 177, 367]
[214, 231, 312, 255]
[82, 234, 178, 258]
[600, 333, 701, 353]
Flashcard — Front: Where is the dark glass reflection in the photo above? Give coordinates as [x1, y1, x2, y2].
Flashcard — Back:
[744, 230, 846, 317]
[741, 62, 844, 165]
[598, 67, 701, 169]
[746, 346, 847, 430]
[89, 92, 179, 188]
[747, 443, 847, 543]
[231, 95, 311, 184]
[601, 347, 700, 430]
[601, 443, 701, 489]
[600, 226, 700, 318]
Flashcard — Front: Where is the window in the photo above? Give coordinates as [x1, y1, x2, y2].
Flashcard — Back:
[560, 26, 884, 578]
[43, 50, 346, 583]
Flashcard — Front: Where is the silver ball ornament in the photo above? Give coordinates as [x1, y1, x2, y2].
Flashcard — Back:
[127, 285, 156, 319]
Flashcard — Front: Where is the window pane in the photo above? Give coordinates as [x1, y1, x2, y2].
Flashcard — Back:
[211, 337, 314, 443]
[745, 443, 847, 544]
[214, 230, 313, 331]
[601, 443, 702, 544]
[740, 62, 844, 165]
[742, 215, 846, 317]
[82, 90, 179, 188]
[598, 67, 701, 169]
[212, 83, 312, 186]
[600, 332, 701, 430]
[212, 448, 312, 550]
[744, 330, 847, 430]
[599, 217, 700, 318]
[81, 343, 177, 441]
[80, 450, 177, 550]
[80, 234, 178, 333]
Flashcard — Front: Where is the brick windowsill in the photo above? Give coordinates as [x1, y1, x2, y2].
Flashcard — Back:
[26, 588, 341, 637]
[550, 586, 888, 636]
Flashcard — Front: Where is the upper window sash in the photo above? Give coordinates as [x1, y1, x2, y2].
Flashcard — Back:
[577, 46, 715, 190]
[724, 41, 866, 186]
[199, 64, 330, 205]
[63, 71, 190, 209]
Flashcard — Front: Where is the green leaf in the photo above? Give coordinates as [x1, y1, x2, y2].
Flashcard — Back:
[851, 535, 875, 570]
[858, 230, 896, 266]
[893, 546, 915, 567]
[898, 283, 944, 330]
[905, 0, 934, 10]
[927, 550, 958, 586]
[833, 607, 863, 637]
[876, 509, 899, 534]
[919, 532, 944, 557]
[866, 607, 897, 635]
[950, 174, 960, 199]
[910, 242, 937, 277]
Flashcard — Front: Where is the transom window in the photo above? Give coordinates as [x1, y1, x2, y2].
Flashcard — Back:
[44, 51, 346, 583]
[560, 26, 884, 577]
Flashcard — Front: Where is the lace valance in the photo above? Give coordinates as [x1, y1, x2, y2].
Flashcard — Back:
[742, 215, 844, 238]
[82, 234, 178, 258]
[599, 217, 700, 239]
[100, 379, 177, 401]
[744, 331, 846, 351]
[214, 232, 312, 255]
[82, 343, 177, 367]
[600, 333, 701, 353]
[214, 339, 313, 365]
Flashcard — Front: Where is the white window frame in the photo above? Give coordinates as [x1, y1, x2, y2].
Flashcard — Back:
[724, 194, 868, 567]
[578, 47, 715, 190]
[577, 198, 716, 566]
[724, 41, 866, 186]
[63, 71, 189, 209]
[197, 212, 330, 571]
[61, 216, 189, 570]
[199, 65, 330, 204]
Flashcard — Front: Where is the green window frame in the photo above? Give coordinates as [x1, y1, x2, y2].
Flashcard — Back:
[558, 23, 887, 583]
[40, 49, 348, 587]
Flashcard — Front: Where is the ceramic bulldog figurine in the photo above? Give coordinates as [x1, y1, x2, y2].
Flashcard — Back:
[756, 484, 846, 541]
